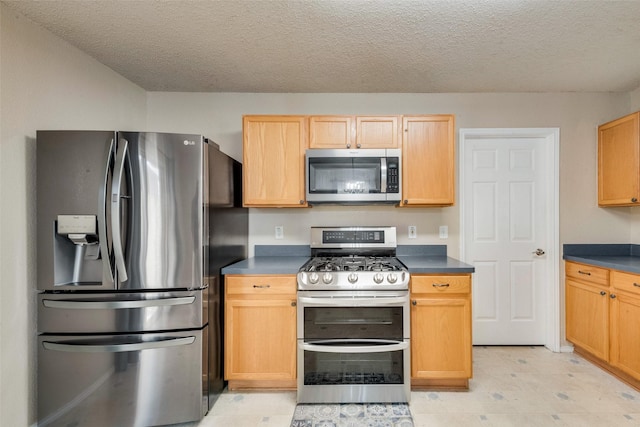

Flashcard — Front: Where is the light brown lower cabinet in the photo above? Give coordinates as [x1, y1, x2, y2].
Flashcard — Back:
[410, 274, 473, 390]
[224, 275, 297, 390]
[225, 272, 476, 391]
[565, 261, 640, 390]
[609, 271, 640, 381]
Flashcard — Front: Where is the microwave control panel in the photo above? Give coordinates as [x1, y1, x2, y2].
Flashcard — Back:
[387, 159, 399, 193]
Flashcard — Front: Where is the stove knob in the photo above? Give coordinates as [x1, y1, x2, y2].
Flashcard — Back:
[373, 273, 385, 284]
[348, 273, 359, 284]
[309, 272, 320, 284]
[387, 273, 398, 284]
[322, 273, 333, 284]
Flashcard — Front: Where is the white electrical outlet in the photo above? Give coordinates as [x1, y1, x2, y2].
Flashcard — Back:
[275, 226, 284, 239]
[408, 225, 417, 239]
[439, 225, 448, 239]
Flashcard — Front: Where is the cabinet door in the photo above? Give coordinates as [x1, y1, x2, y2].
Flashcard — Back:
[225, 298, 297, 380]
[356, 116, 400, 148]
[410, 297, 471, 379]
[610, 292, 640, 380]
[598, 112, 640, 206]
[565, 278, 609, 361]
[309, 116, 354, 148]
[242, 116, 308, 207]
[401, 115, 455, 206]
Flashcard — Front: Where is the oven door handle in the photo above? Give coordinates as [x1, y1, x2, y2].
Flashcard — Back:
[300, 340, 408, 354]
[297, 296, 408, 307]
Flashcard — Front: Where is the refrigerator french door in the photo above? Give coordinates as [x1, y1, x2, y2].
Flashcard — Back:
[36, 131, 246, 426]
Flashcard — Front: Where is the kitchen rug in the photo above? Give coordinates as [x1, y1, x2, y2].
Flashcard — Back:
[290, 402, 414, 427]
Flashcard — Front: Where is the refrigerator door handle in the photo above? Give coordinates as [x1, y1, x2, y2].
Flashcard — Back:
[42, 336, 196, 353]
[111, 138, 129, 282]
[99, 137, 116, 285]
[42, 296, 196, 310]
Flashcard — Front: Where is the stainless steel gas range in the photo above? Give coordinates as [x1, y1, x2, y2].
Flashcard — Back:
[296, 226, 410, 403]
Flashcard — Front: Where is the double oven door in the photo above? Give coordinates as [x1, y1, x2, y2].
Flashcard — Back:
[297, 290, 410, 403]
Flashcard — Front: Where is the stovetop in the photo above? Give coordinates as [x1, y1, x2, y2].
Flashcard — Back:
[297, 255, 409, 291]
[303, 256, 406, 273]
[298, 226, 409, 290]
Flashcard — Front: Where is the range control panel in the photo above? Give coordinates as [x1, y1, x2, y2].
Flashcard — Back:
[310, 226, 396, 249]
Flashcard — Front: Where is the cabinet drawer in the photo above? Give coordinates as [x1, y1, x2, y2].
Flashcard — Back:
[611, 270, 640, 296]
[226, 275, 296, 297]
[565, 262, 609, 286]
[411, 275, 470, 294]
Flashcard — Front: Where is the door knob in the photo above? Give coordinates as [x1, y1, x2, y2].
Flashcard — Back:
[532, 248, 546, 256]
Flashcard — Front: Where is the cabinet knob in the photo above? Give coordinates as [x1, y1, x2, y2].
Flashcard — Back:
[356, 144, 361, 148]
[291, 301, 297, 307]
[346, 143, 351, 148]
[404, 199, 408, 204]
[411, 300, 417, 306]
[633, 283, 640, 288]
[300, 200, 305, 205]
[610, 294, 617, 299]
[633, 198, 638, 203]
[600, 291, 607, 296]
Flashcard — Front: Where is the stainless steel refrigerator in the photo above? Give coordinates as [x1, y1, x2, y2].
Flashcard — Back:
[36, 131, 247, 427]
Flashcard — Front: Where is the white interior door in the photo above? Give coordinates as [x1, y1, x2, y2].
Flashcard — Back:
[460, 129, 559, 348]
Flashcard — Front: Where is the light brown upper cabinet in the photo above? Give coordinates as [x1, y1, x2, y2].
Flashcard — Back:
[356, 116, 400, 148]
[598, 111, 640, 206]
[242, 115, 308, 207]
[401, 115, 455, 206]
[309, 116, 355, 148]
[309, 115, 399, 149]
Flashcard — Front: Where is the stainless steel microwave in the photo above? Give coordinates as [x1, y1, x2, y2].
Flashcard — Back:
[305, 148, 401, 204]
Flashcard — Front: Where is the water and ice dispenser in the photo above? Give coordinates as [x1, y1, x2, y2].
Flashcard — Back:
[54, 215, 102, 285]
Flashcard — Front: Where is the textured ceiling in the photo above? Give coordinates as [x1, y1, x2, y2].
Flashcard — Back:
[4, 0, 640, 93]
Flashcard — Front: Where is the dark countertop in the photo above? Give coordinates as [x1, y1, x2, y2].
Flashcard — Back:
[398, 255, 475, 273]
[221, 256, 310, 275]
[221, 244, 475, 275]
[563, 244, 640, 274]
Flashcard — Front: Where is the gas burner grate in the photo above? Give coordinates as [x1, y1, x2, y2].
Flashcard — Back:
[302, 256, 406, 273]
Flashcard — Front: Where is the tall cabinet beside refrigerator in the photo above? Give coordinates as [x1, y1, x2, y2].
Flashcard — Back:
[36, 131, 247, 427]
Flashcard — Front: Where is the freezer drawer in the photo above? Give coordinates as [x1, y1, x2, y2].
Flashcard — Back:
[38, 289, 205, 333]
[38, 329, 208, 427]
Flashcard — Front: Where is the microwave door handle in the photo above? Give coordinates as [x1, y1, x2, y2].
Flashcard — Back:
[99, 137, 115, 285]
[111, 138, 128, 283]
[297, 296, 408, 307]
[300, 340, 408, 354]
[380, 157, 387, 193]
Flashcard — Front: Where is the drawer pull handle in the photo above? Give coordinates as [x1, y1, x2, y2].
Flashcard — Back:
[253, 284, 271, 289]
[600, 291, 607, 296]
[578, 270, 591, 276]
[633, 283, 640, 288]
[432, 283, 450, 288]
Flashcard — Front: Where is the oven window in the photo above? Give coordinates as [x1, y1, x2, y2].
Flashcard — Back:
[304, 307, 403, 340]
[303, 346, 404, 385]
[308, 158, 381, 194]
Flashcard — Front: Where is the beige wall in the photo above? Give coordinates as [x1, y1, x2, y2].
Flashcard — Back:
[0, 5, 147, 425]
[147, 91, 632, 257]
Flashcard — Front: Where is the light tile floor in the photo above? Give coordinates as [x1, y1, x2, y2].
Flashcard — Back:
[194, 346, 640, 427]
